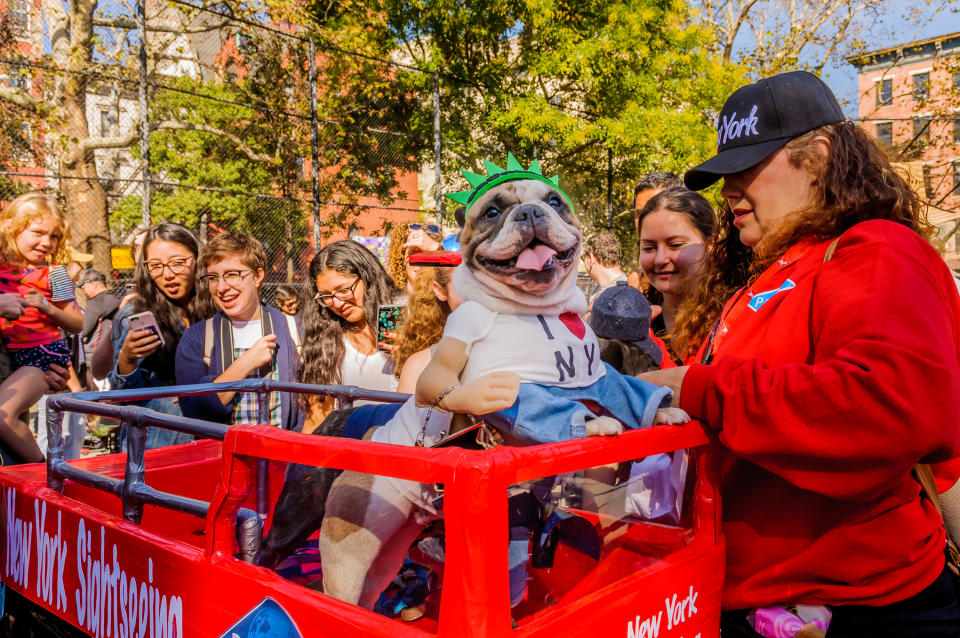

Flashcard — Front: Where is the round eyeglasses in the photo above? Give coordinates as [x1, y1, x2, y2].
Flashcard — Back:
[145, 257, 194, 277]
[200, 269, 254, 287]
[314, 276, 360, 305]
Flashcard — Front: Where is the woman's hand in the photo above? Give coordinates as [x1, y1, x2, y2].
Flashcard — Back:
[403, 230, 442, 254]
[237, 334, 278, 370]
[119, 329, 161, 367]
[44, 363, 69, 393]
[378, 330, 399, 353]
[21, 290, 48, 313]
[638, 366, 689, 409]
[0, 293, 24, 320]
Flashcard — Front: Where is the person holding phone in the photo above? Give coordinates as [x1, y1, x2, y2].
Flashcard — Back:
[110, 222, 216, 449]
[175, 233, 303, 431]
[299, 240, 399, 432]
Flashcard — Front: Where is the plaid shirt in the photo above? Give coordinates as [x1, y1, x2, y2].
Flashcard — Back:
[232, 345, 282, 427]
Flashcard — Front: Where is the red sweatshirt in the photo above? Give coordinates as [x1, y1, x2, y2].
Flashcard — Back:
[681, 219, 960, 610]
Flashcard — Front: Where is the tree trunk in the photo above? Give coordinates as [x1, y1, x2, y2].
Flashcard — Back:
[57, 98, 112, 273]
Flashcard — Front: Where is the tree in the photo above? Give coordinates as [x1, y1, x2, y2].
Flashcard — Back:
[0, 0, 287, 271]
[692, 0, 950, 76]
[311, 0, 742, 249]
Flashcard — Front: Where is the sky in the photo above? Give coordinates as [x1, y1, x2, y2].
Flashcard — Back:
[817, 0, 960, 117]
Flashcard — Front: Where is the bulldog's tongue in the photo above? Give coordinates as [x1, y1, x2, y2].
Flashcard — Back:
[516, 245, 557, 271]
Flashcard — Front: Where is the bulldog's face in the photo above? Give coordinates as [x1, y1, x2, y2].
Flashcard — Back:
[459, 180, 580, 294]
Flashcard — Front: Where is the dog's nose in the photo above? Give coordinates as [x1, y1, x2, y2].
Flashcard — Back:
[514, 205, 544, 222]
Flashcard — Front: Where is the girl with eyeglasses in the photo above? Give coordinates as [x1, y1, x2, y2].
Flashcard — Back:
[299, 240, 399, 432]
[109, 222, 216, 448]
[175, 233, 303, 431]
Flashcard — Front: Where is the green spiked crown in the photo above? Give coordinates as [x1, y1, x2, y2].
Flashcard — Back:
[445, 153, 574, 214]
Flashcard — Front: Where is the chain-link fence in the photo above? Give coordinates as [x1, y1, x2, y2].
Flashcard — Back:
[0, 0, 636, 293]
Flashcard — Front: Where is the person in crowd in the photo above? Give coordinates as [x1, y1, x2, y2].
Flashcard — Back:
[78, 268, 120, 389]
[110, 222, 216, 448]
[393, 258, 460, 393]
[0, 193, 82, 464]
[385, 222, 443, 296]
[175, 233, 303, 431]
[642, 71, 960, 636]
[582, 231, 628, 320]
[632, 171, 683, 226]
[635, 188, 715, 346]
[64, 246, 94, 283]
[299, 240, 399, 432]
[274, 284, 300, 316]
[629, 172, 684, 291]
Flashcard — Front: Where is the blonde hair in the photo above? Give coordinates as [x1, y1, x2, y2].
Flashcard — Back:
[0, 192, 72, 265]
[393, 266, 452, 375]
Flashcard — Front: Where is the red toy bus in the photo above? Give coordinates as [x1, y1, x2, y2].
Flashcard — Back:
[0, 380, 722, 637]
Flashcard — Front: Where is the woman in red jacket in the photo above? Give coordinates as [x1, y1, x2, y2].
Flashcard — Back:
[644, 71, 960, 636]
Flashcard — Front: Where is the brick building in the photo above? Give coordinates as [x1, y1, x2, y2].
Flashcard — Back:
[849, 32, 960, 269]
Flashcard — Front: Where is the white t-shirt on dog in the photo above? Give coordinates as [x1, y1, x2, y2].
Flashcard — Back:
[443, 300, 605, 388]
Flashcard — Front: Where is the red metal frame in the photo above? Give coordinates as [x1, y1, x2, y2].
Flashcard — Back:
[1, 384, 723, 638]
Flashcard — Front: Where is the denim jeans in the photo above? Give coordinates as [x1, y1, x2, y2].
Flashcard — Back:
[485, 363, 672, 445]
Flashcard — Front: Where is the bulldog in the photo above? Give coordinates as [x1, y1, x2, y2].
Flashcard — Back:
[317, 156, 686, 612]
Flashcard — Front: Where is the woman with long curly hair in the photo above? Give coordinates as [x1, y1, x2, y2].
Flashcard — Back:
[393, 265, 459, 393]
[643, 71, 960, 636]
[385, 222, 442, 295]
[110, 222, 216, 448]
[635, 187, 715, 356]
[299, 240, 398, 431]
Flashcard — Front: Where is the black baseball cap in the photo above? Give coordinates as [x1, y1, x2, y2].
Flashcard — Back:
[589, 282, 663, 366]
[684, 71, 845, 191]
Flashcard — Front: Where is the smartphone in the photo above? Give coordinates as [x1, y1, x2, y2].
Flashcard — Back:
[376, 304, 405, 352]
[128, 310, 165, 347]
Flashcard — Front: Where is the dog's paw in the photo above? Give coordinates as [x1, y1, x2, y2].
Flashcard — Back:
[585, 416, 623, 437]
[654, 407, 690, 425]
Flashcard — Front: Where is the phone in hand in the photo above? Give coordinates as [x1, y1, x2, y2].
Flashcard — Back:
[376, 304, 405, 352]
[128, 310, 165, 347]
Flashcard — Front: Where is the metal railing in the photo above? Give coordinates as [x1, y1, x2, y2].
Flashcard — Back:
[44, 380, 408, 564]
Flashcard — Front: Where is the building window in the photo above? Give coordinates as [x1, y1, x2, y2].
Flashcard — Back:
[954, 119, 960, 145]
[18, 122, 32, 162]
[913, 72, 930, 101]
[875, 121, 893, 148]
[953, 161, 960, 197]
[876, 78, 893, 107]
[922, 164, 933, 199]
[8, 0, 29, 38]
[913, 118, 930, 147]
[99, 109, 115, 137]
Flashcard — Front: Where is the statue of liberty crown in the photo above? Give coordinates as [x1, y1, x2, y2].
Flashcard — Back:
[445, 153, 574, 214]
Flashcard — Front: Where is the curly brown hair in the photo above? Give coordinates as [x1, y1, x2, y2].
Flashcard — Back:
[671, 121, 931, 359]
[393, 267, 452, 375]
[385, 222, 443, 290]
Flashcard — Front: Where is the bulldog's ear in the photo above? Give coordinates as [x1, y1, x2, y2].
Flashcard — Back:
[454, 206, 466, 229]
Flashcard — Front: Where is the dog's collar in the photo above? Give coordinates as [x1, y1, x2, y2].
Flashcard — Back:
[445, 153, 575, 214]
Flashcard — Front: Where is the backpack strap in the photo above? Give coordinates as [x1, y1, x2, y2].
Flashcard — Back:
[822, 236, 841, 263]
[202, 317, 215, 367]
[285, 313, 301, 356]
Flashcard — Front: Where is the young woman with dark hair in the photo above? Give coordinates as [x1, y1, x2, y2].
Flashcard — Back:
[109, 222, 216, 448]
[635, 187, 715, 344]
[299, 240, 398, 431]
[643, 71, 960, 636]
